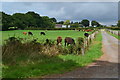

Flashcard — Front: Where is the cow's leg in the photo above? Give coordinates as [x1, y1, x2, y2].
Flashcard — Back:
[67, 43, 69, 46]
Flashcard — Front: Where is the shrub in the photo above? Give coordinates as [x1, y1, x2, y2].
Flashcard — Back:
[2, 37, 60, 65]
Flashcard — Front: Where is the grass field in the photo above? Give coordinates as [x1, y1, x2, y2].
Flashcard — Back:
[1, 30, 92, 45]
[2, 31, 102, 78]
[106, 31, 120, 40]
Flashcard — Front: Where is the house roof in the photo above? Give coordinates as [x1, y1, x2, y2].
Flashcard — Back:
[55, 24, 62, 28]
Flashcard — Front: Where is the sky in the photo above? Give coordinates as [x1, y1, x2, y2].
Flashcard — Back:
[1, 1, 119, 26]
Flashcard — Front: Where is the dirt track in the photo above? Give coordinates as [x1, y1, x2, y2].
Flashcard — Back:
[42, 30, 119, 78]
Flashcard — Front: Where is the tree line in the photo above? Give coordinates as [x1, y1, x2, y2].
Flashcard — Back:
[58, 19, 101, 28]
[1, 11, 119, 31]
[1, 11, 56, 31]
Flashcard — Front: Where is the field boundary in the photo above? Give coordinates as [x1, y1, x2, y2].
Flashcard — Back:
[106, 29, 120, 40]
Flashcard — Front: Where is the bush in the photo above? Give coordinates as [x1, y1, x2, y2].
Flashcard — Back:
[2, 37, 59, 65]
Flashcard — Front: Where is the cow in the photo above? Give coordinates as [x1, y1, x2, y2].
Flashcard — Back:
[64, 37, 75, 46]
[57, 36, 62, 45]
[84, 33, 89, 37]
[23, 32, 27, 35]
[28, 32, 33, 35]
[40, 32, 46, 35]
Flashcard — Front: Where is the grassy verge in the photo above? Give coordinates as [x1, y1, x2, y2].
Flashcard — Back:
[2, 32, 102, 78]
[106, 31, 120, 40]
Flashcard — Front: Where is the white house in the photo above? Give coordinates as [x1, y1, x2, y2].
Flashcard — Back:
[62, 25, 70, 28]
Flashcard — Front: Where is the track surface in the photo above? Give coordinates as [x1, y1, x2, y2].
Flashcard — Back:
[42, 31, 119, 78]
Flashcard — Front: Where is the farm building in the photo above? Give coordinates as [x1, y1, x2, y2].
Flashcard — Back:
[55, 24, 62, 28]
[55, 24, 70, 28]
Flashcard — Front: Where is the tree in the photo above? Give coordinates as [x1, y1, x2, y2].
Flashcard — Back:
[64, 20, 70, 28]
[42, 16, 55, 28]
[2, 12, 13, 30]
[70, 21, 73, 24]
[91, 20, 100, 27]
[57, 21, 64, 24]
[117, 20, 120, 27]
[70, 22, 80, 28]
[50, 18, 57, 23]
[1, 11, 56, 30]
[25, 11, 42, 28]
[81, 19, 89, 27]
[12, 13, 28, 29]
[78, 22, 81, 24]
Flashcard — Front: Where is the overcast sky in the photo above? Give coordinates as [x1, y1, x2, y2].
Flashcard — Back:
[1, 2, 119, 25]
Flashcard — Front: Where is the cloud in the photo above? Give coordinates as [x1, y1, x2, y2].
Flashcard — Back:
[1, 0, 119, 2]
[1, 2, 118, 25]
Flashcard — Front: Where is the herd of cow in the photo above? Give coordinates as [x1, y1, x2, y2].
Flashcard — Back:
[22, 30, 91, 46]
[23, 32, 46, 35]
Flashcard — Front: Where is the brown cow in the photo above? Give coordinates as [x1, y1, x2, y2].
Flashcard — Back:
[23, 32, 27, 35]
[57, 36, 62, 45]
[65, 37, 75, 46]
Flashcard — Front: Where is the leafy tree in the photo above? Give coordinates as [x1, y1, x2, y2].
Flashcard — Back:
[42, 16, 55, 28]
[2, 12, 13, 30]
[1, 11, 56, 30]
[25, 11, 54, 28]
[50, 18, 57, 23]
[25, 11, 42, 28]
[70, 21, 73, 24]
[91, 20, 100, 27]
[64, 20, 70, 28]
[81, 19, 89, 27]
[117, 20, 120, 27]
[57, 21, 64, 24]
[70, 22, 80, 28]
[78, 22, 81, 24]
[12, 13, 27, 29]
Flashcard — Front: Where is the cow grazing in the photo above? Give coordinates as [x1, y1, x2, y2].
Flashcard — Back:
[65, 37, 75, 46]
[28, 32, 33, 35]
[84, 33, 89, 37]
[57, 36, 62, 45]
[23, 32, 27, 35]
[40, 32, 46, 35]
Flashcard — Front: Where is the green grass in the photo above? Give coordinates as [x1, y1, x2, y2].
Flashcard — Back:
[2, 56, 77, 78]
[2, 32, 102, 78]
[1, 30, 92, 45]
[106, 31, 120, 40]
